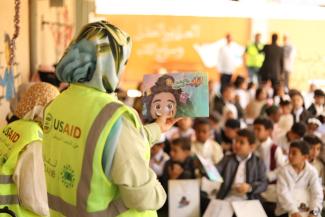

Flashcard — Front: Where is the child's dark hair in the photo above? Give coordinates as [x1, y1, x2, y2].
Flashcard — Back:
[255, 87, 265, 100]
[279, 98, 291, 106]
[171, 137, 192, 151]
[193, 117, 210, 130]
[303, 134, 323, 147]
[209, 112, 221, 124]
[221, 84, 234, 94]
[314, 89, 325, 98]
[290, 140, 309, 155]
[289, 89, 304, 99]
[253, 117, 274, 130]
[291, 122, 307, 137]
[234, 76, 245, 89]
[225, 118, 240, 129]
[265, 105, 279, 116]
[237, 129, 256, 145]
[247, 81, 255, 90]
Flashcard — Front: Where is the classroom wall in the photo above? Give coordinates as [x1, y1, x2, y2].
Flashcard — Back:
[0, 0, 29, 127]
[268, 19, 325, 90]
[30, 0, 75, 74]
[103, 15, 251, 89]
[102, 15, 325, 91]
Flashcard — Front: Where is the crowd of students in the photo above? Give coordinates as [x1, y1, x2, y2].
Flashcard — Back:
[146, 77, 325, 217]
[3, 77, 324, 217]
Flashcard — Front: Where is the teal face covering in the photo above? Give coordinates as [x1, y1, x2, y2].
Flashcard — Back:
[56, 20, 132, 93]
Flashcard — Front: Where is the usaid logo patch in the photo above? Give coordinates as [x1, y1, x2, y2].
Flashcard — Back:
[44, 113, 81, 139]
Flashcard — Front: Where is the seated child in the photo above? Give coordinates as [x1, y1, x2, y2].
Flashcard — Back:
[208, 112, 222, 144]
[220, 118, 241, 155]
[253, 117, 286, 182]
[161, 138, 196, 189]
[191, 118, 224, 164]
[275, 141, 323, 217]
[150, 135, 170, 178]
[275, 122, 307, 155]
[307, 118, 322, 138]
[307, 89, 325, 117]
[278, 97, 294, 134]
[304, 135, 325, 185]
[216, 129, 268, 201]
[165, 117, 195, 142]
[265, 105, 283, 140]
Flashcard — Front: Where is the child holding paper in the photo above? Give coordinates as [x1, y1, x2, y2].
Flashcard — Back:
[216, 129, 267, 201]
[161, 137, 196, 188]
[275, 141, 323, 217]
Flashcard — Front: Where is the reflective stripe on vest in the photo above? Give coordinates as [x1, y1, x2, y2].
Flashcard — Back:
[0, 175, 13, 184]
[0, 175, 18, 205]
[47, 103, 128, 217]
[0, 195, 19, 205]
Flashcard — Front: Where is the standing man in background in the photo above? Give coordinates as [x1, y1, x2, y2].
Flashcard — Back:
[259, 33, 284, 88]
[244, 33, 265, 84]
[283, 35, 296, 88]
[218, 33, 243, 92]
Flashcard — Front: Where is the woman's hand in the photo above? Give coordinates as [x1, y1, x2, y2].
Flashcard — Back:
[155, 115, 182, 133]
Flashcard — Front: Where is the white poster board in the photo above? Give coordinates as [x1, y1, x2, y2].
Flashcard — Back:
[293, 189, 311, 217]
[232, 200, 267, 217]
[203, 199, 234, 217]
[168, 179, 200, 217]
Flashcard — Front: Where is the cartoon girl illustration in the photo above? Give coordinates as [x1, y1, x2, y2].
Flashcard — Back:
[143, 75, 182, 122]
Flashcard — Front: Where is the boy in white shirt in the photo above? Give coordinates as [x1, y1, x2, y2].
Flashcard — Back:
[276, 141, 323, 217]
[253, 117, 286, 183]
[304, 135, 325, 186]
[275, 122, 307, 155]
[191, 118, 224, 164]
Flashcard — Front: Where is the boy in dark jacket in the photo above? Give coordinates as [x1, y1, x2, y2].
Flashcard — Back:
[161, 137, 196, 189]
[308, 89, 325, 117]
[216, 129, 268, 201]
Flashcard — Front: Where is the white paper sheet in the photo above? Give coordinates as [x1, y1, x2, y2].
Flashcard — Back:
[232, 200, 267, 217]
[168, 179, 200, 217]
[203, 199, 234, 217]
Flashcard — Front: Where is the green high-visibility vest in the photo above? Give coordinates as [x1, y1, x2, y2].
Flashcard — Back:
[246, 43, 264, 68]
[43, 84, 156, 217]
[0, 119, 43, 217]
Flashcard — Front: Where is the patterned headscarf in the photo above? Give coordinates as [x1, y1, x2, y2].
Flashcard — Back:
[14, 82, 60, 123]
[55, 20, 132, 93]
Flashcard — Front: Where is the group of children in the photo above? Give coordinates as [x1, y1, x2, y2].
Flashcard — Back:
[148, 79, 325, 217]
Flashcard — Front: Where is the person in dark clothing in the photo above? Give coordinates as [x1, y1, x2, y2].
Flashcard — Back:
[161, 138, 196, 189]
[159, 138, 197, 216]
[259, 33, 284, 87]
[216, 129, 268, 201]
[220, 118, 241, 155]
[213, 84, 244, 119]
[209, 113, 223, 144]
[290, 90, 312, 124]
[308, 89, 325, 117]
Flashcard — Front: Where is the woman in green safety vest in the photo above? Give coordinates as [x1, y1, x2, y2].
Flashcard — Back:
[42, 21, 178, 217]
[0, 82, 60, 217]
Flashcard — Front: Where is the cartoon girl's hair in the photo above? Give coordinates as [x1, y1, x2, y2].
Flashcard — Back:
[143, 75, 182, 122]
